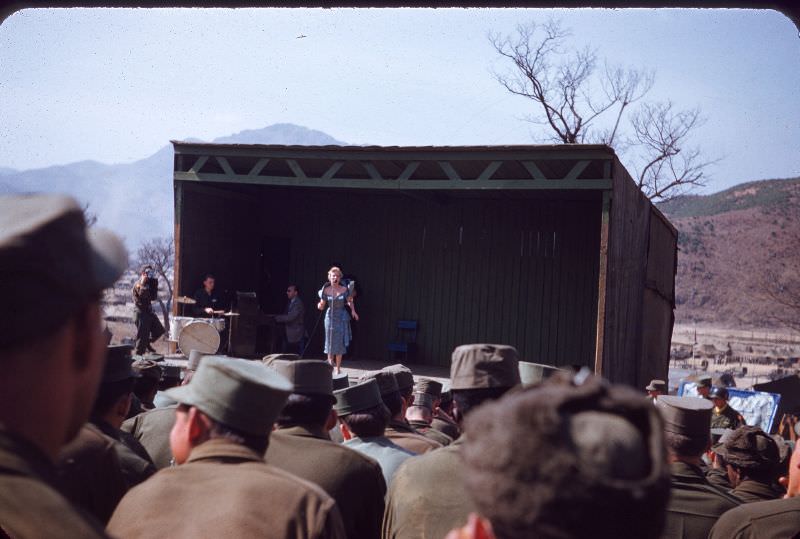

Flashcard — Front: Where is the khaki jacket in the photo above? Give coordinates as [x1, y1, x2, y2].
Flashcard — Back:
[108, 438, 346, 539]
[0, 427, 108, 538]
[385, 420, 442, 455]
[382, 437, 472, 539]
[121, 405, 176, 469]
[661, 461, 740, 539]
[709, 495, 800, 539]
[407, 420, 453, 447]
[266, 425, 386, 539]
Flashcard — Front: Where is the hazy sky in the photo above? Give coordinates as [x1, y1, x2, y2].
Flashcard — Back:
[1, 7, 798, 193]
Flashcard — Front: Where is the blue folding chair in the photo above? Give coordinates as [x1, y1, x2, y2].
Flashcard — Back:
[387, 320, 418, 362]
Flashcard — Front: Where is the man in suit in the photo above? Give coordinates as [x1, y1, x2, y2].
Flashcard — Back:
[265, 359, 387, 539]
[0, 194, 127, 538]
[274, 284, 307, 355]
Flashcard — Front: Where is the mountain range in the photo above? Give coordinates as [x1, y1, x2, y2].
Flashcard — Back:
[0, 123, 345, 247]
[2, 124, 797, 332]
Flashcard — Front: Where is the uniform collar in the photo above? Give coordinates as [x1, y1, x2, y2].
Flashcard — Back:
[275, 424, 330, 441]
[388, 419, 415, 433]
[186, 438, 264, 464]
[0, 425, 58, 485]
[669, 460, 707, 482]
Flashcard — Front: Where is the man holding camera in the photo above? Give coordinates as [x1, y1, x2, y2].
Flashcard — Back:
[132, 265, 165, 355]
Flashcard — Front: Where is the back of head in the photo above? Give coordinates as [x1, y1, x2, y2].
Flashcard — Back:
[461, 374, 669, 539]
[334, 379, 390, 438]
[449, 344, 521, 422]
[266, 359, 335, 428]
[716, 425, 779, 477]
[657, 395, 713, 458]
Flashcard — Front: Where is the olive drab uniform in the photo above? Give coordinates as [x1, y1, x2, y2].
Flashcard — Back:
[730, 479, 784, 503]
[266, 426, 387, 539]
[430, 414, 460, 441]
[407, 419, 453, 446]
[121, 405, 177, 469]
[90, 419, 156, 488]
[708, 496, 800, 538]
[384, 420, 442, 454]
[132, 277, 164, 355]
[108, 439, 346, 539]
[0, 427, 109, 539]
[661, 461, 741, 539]
[711, 404, 744, 430]
[382, 437, 473, 539]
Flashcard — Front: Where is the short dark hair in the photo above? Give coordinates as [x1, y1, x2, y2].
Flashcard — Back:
[664, 431, 709, 458]
[203, 273, 215, 281]
[452, 387, 510, 422]
[92, 377, 135, 417]
[461, 378, 669, 539]
[178, 404, 270, 456]
[287, 283, 300, 293]
[276, 393, 334, 428]
[381, 390, 404, 418]
[341, 403, 390, 438]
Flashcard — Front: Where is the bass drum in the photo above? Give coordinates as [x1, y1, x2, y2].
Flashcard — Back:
[178, 321, 220, 355]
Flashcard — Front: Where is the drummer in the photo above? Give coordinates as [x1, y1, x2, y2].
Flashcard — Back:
[193, 274, 224, 317]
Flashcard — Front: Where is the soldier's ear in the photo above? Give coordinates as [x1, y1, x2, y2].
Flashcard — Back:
[444, 513, 495, 539]
[339, 421, 353, 441]
[188, 407, 212, 444]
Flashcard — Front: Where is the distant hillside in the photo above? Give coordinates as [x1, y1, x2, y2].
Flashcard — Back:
[0, 124, 346, 247]
[658, 177, 800, 332]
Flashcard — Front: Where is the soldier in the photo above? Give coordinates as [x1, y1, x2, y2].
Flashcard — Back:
[334, 379, 415, 487]
[359, 370, 441, 454]
[657, 395, 740, 539]
[415, 377, 460, 440]
[712, 425, 783, 502]
[0, 194, 127, 538]
[59, 345, 156, 520]
[121, 350, 209, 469]
[107, 356, 346, 538]
[265, 359, 386, 539]
[709, 438, 800, 538]
[383, 343, 521, 539]
[445, 373, 671, 539]
[710, 386, 744, 429]
[131, 358, 162, 412]
[405, 392, 453, 446]
[132, 265, 165, 355]
[695, 374, 712, 399]
[646, 379, 668, 403]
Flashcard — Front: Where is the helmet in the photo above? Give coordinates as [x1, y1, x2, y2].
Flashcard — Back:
[709, 386, 729, 400]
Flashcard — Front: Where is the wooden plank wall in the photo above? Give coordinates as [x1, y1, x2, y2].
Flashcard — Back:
[245, 186, 602, 368]
[602, 158, 651, 387]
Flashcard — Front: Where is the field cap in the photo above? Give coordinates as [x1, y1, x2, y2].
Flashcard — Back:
[414, 378, 443, 398]
[411, 392, 435, 410]
[519, 361, 563, 386]
[186, 350, 209, 371]
[656, 396, 712, 440]
[695, 374, 712, 388]
[713, 426, 779, 471]
[646, 379, 667, 392]
[358, 370, 400, 396]
[383, 364, 414, 392]
[332, 373, 350, 391]
[334, 379, 383, 417]
[450, 344, 521, 390]
[103, 345, 139, 383]
[266, 359, 334, 397]
[262, 353, 300, 363]
[132, 358, 163, 381]
[165, 356, 292, 435]
[0, 194, 128, 348]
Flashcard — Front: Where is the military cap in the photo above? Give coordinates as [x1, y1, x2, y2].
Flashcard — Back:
[383, 364, 414, 392]
[450, 344, 521, 391]
[132, 359, 163, 381]
[103, 345, 139, 383]
[411, 392, 435, 410]
[262, 353, 300, 363]
[334, 379, 384, 417]
[519, 361, 563, 386]
[645, 379, 667, 392]
[332, 372, 349, 391]
[713, 426, 779, 471]
[656, 395, 712, 440]
[165, 356, 292, 435]
[709, 386, 729, 400]
[186, 349, 208, 371]
[0, 194, 127, 349]
[695, 374, 712, 388]
[266, 359, 333, 397]
[358, 370, 400, 396]
[414, 378, 443, 398]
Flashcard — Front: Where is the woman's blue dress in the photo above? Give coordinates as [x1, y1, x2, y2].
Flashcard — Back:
[319, 286, 352, 355]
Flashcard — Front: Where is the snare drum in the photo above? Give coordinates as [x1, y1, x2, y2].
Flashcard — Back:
[207, 317, 225, 332]
[169, 316, 196, 342]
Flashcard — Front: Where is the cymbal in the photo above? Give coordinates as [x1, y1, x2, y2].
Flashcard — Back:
[222, 311, 240, 317]
[175, 296, 197, 305]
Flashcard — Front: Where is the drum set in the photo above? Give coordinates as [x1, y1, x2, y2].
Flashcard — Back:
[172, 296, 239, 354]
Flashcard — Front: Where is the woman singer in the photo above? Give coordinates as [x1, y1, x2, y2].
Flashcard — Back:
[317, 266, 359, 374]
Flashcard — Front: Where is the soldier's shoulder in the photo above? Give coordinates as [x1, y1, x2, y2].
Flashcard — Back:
[711, 497, 800, 539]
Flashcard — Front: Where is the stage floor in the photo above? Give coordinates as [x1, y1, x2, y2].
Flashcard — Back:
[304, 356, 451, 387]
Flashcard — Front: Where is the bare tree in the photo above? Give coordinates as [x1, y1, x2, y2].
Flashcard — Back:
[490, 19, 712, 201]
[137, 237, 175, 331]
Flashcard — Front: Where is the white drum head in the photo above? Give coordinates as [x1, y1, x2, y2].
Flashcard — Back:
[178, 321, 220, 354]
